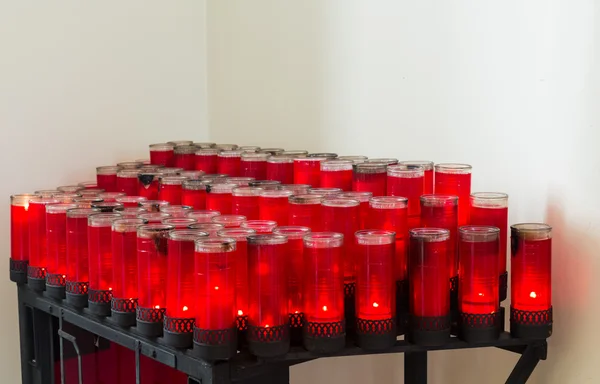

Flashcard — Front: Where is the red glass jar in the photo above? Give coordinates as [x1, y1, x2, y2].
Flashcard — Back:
[308, 153, 337, 159]
[149, 143, 175, 167]
[470, 192, 509, 302]
[408, 228, 451, 346]
[293, 157, 325, 187]
[215, 144, 239, 151]
[352, 163, 387, 196]
[458, 226, 501, 342]
[434, 163, 472, 226]
[258, 190, 293, 225]
[247, 234, 289, 357]
[194, 142, 216, 149]
[188, 223, 225, 237]
[288, 194, 324, 231]
[96, 166, 120, 192]
[399, 161, 434, 194]
[308, 187, 342, 196]
[241, 220, 277, 234]
[248, 180, 281, 190]
[173, 145, 197, 171]
[168, 140, 194, 147]
[136, 224, 174, 336]
[158, 176, 188, 205]
[139, 200, 169, 213]
[114, 207, 146, 218]
[337, 191, 372, 230]
[79, 188, 105, 197]
[66, 208, 101, 307]
[91, 201, 124, 213]
[278, 184, 311, 195]
[226, 177, 255, 186]
[338, 155, 368, 164]
[320, 160, 353, 191]
[181, 180, 208, 210]
[88, 213, 122, 315]
[116, 196, 147, 208]
[44, 203, 79, 298]
[162, 218, 198, 229]
[260, 148, 284, 155]
[387, 165, 424, 230]
[212, 214, 246, 228]
[160, 205, 192, 218]
[187, 209, 221, 223]
[231, 187, 262, 219]
[116, 169, 140, 196]
[266, 156, 294, 184]
[510, 223, 552, 339]
[206, 183, 237, 214]
[355, 230, 397, 350]
[218, 150, 243, 176]
[9, 194, 36, 284]
[240, 152, 269, 179]
[98, 192, 126, 202]
[194, 148, 219, 173]
[117, 161, 143, 170]
[302, 232, 345, 354]
[27, 197, 61, 290]
[111, 218, 146, 326]
[164, 229, 209, 348]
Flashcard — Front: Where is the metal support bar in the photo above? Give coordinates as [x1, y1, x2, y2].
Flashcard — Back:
[505, 342, 547, 384]
[18, 290, 34, 384]
[405, 351, 427, 384]
[135, 340, 141, 384]
[58, 323, 83, 384]
[32, 308, 54, 384]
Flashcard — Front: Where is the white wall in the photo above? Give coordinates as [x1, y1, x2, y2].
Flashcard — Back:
[208, 1, 599, 383]
[0, 2, 208, 382]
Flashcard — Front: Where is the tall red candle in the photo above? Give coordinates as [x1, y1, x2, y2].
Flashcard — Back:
[44, 203, 78, 297]
[232, 187, 262, 220]
[27, 197, 61, 290]
[293, 157, 326, 187]
[160, 205, 192, 218]
[96, 166, 120, 192]
[181, 180, 208, 210]
[149, 143, 175, 167]
[187, 209, 221, 223]
[352, 163, 387, 197]
[387, 165, 424, 230]
[320, 160, 353, 191]
[158, 176, 188, 205]
[241, 220, 277, 234]
[173, 145, 197, 171]
[212, 214, 247, 228]
[116, 170, 140, 196]
[434, 163, 472, 227]
[337, 191, 372, 230]
[288, 194, 324, 231]
[266, 156, 294, 184]
[138, 200, 169, 213]
[9, 194, 36, 283]
[399, 161, 434, 195]
[240, 152, 269, 179]
[195, 148, 219, 173]
[217, 150, 243, 176]
[205, 183, 237, 214]
[258, 189, 293, 225]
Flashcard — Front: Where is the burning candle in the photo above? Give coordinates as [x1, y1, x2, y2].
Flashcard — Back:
[352, 163, 387, 197]
[248, 180, 281, 190]
[195, 148, 220, 174]
[215, 144, 239, 151]
[510, 223, 552, 339]
[320, 160, 353, 191]
[181, 180, 208, 210]
[258, 190, 293, 225]
[278, 184, 311, 195]
[240, 152, 269, 179]
[337, 191, 373, 230]
[387, 165, 425, 230]
[217, 150, 244, 176]
[302, 232, 345, 354]
[116, 196, 147, 208]
[116, 169, 140, 196]
[194, 142, 216, 149]
[458, 226, 501, 342]
[9, 194, 36, 284]
[212, 214, 247, 228]
[149, 143, 175, 167]
[27, 197, 61, 291]
[408, 228, 451, 346]
[158, 176, 188, 205]
[162, 218, 198, 229]
[241, 220, 277, 234]
[205, 183, 238, 214]
[188, 223, 225, 237]
[117, 161, 143, 169]
[97, 192, 126, 202]
[173, 145, 197, 171]
[231, 187, 263, 220]
[139, 200, 169, 213]
[288, 194, 325, 231]
[187, 209, 221, 223]
[160, 205, 192, 218]
[399, 161, 434, 195]
[266, 156, 294, 184]
[293, 157, 326, 187]
[434, 163, 472, 226]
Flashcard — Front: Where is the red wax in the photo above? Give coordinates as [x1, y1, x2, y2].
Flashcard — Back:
[217, 151, 243, 176]
[97, 174, 118, 192]
[420, 195, 459, 278]
[149, 144, 175, 167]
[232, 187, 262, 219]
[409, 229, 451, 317]
[206, 191, 233, 214]
[195, 238, 237, 329]
[195, 149, 219, 173]
[240, 153, 269, 179]
[266, 157, 294, 184]
[111, 219, 145, 303]
[247, 235, 289, 328]
[181, 180, 207, 210]
[355, 230, 396, 321]
[459, 227, 500, 314]
[66, 209, 100, 288]
[46, 204, 78, 279]
[159, 183, 183, 205]
[320, 160, 353, 191]
[434, 164, 472, 227]
[274, 227, 311, 316]
[337, 192, 372, 230]
[138, 173, 161, 200]
[258, 190, 293, 226]
[88, 214, 121, 292]
[294, 158, 325, 187]
[399, 161, 434, 195]
[288, 194, 324, 231]
[352, 164, 387, 196]
[173, 145, 197, 171]
[28, 198, 60, 275]
[116, 171, 140, 196]
[469, 193, 509, 275]
[10, 194, 36, 262]
[387, 165, 424, 229]
[137, 224, 173, 310]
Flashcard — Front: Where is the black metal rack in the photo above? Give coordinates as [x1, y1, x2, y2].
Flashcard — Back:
[17, 284, 547, 384]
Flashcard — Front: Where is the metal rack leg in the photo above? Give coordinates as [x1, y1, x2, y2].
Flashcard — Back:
[505, 342, 547, 384]
[405, 351, 427, 384]
[33, 308, 55, 384]
[18, 298, 34, 384]
[58, 318, 83, 384]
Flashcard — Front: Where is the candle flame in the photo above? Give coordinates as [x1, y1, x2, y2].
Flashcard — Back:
[322, 305, 328, 311]
[183, 306, 189, 312]
[530, 292, 537, 298]
[154, 305, 160, 309]
[237, 310, 244, 316]
[294, 310, 299, 314]
[214, 286, 219, 290]
[62, 275, 66, 279]
[264, 324, 270, 328]
[372, 302, 379, 308]
[109, 287, 112, 291]
[478, 293, 484, 297]
[24, 203, 29, 211]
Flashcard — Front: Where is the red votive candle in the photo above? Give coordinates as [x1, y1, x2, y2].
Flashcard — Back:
[434, 163, 472, 226]
[66, 208, 101, 307]
[88, 213, 122, 316]
[278, 184, 311, 195]
[308, 153, 338, 160]
[408, 228, 451, 346]
[139, 200, 169, 213]
[470, 192, 509, 302]
[338, 155, 368, 164]
[111, 218, 146, 326]
[308, 187, 343, 196]
[387, 165, 425, 229]
[116, 196, 147, 208]
[193, 237, 238, 359]
[458, 226, 501, 342]
[281, 150, 308, 158]
[320, 160, 353, 191]
[173, 145, 197, 171]
[240, 152, 269, 179]
[231, 187, 262, 220]
[241, 220, 277, 234]
[294, 157, 326, 187]
[353, 163, 387, 197]
[194, 142, 216, 149]
[302, 232, 345, 354]
[215, 144, 238, 151]
[355, 230, 397, 350]
[258, 190, 293, 225]
[217, 150, 244, 176]
[337, 191, 373, 230]
[57, 185, 84, 193]
[260, 148, 284, 155]
[180, 170, 205, 180]
[248, 180, 281, 190]
[365, 158, 398, 166]
[158, 176, 188, 205]
[44, 203, 79, 298]
[206, 183, 237, 214]
[510, 223, 552, 339]
[98, 192, 126, 202]
[399, 161, 434, 195]
[288, 194, 324, 231]
[139, 212, 172, 224]
[136, 224, 174, 337]
[188, 223, 225, 237]
[117, 170, 140, 196]
[164, 229, 209, 348]
[91, 201, 124, 213]
[162, 218, 198, 229]
[247, 235, 289, 357]
[138, 171, 162, 200]
[226, 177, 255, 187]
[27, 197, 61, 291]
[168, 140, 194, 147]
[187, 209, 221, 223]
[160, 205, 192, 218]
[117, 161, 143, 169]
[195, 148, 219, 173]
[266, 156, 294, 184]
[9, 194, 36, 284]
[149, 143, 175, 167]
[181, 180, 208, 210]
[114, 207, 146, 218]
[212, 214, 247, 228]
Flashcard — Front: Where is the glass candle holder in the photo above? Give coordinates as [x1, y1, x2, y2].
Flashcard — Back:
[510, 223, 552, 340]
[206, 183, 238, 214]
[180, 170, 205, 180]
[136, 224, 174, 337]
[160, 205, 192, 218]
[97, 192, 126, 202]
[260, 148, 284, 155]
[408, 228, 451, 346]
[73, 196, 103, 208]
[91, 201, 124, 213]
[164, 229, 209, 348]
[116, 169, 140, 196]
[273, 226, 311, 341]
[399, 161, 434, 195]
[168, 140, 194, 147]
[226, 177, 255, 186]
[160, 167, 184, 175]
[96, 166, 120, 193]
[195, 148, 219, 173]
[320, 160, 353, 191]
[57, 185, 84, 193]
[247, 235, 289, 357]
[218, 150, 244, 177]
[78, 181, 99, 189]
[231, 187, 262, 220]
[266, 156, 294, 184]
[288, 194, 324, 231]
[88, 213, 122, 316]
[217, 228, 256, 333]
[353, 163, 387, 197]
[308, 187, 343, 196]
[158, 176, 188, 205]
[458, 226, 501, 342]
[173, 145, 197, 170]
[258, 190, 293, 225]
[10, 194, 37, 284]
[302, 232, 345, 354]
[149, 143, 175, 167]
[137, 171, 161, 200]
[434, 163, 472, 226]
[294, 157, 326, 187]
[240, 220, 277, 234]
[240, 145, 260, 152]
[187, 209, 221, 223]
[111, 218, 146, 326]
[308, 153, 338, 159]
[248, 180, 281, 190]
[162, 218, 198, 229]
[139, 200, 170, 213]
[65, 208, 101, 307]
[215, 144, 239, 151]
[116, 196, 147, 208]
[278, 184, 311, 195]
[240, 152, 269, 179]
[27, 197, 61, 291]
[44, 203, 79, 298]
[181, 180, 208, 210]
[387, 165, 425, 229]
[138, 212, 172, 224]
[355, 230, 397, 350]
[53, 192, 81, 203]
[212, 214, 247, 228]
[338, 155, 368, 164]
[193, 237, 238, 360]
[337, 191, 373, 230]
[194, 142, 216, 149]
[281, 150, 308, 158]
[114, 207, 146, 219]
[188, 223, 225, 237]
[117, 161, 144, 169]
[79, 188, 105, 197]
[34, 189, 59, 197]
[470, 192, 509, 302]
[365, 158, 398, 166]
[136, 158, 151, 165]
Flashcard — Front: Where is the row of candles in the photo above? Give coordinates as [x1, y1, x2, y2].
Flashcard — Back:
[9, 141, 552, 358]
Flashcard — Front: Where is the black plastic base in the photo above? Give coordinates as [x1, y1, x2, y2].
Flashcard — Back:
[136, 320, 163, 338]
[303, 333, 346, 355]
[27, 277, 46, 292]
[344, 283, 355, 335]
[500, 306, 506, 331]
[510, 322, 552, 340]
[450, 275, 459, 330]
[45, 285, 65, 300]
[88, 301, 111, 317]
[111, 311, 136, 327]
[356, 330, 396, 351]
[459, 324, 501, 343]
[289, 312, 304, 345]
[192, 340, 236, 361]
[10, 270, 27, 284]
[248, 324, 290, 358]
[163, 330, 193, 349]
[499, 271, 508, 302]
[248, 339, 290, 358]
[408, 328, 451, 346]
[396, 279, 408, 335]
[290, 326, 303, 345]
[65, 293, 88, 309]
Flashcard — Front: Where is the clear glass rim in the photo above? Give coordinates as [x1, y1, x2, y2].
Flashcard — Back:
[459, 225, 500, 242]
[116, 196, 147, 203]
[259, 189, 294, 198]
[117, 169, 140, 177]
[66, 208, 101, 218]
[321, 159, 353, 171]
[114, 207, 146, 214]
[89, 213, 122, 226]
[387, 164, 425, 178]
[207, 183, 238, 193]
[355, 229, 396, 245]
[308, 153, 338, 158]
[364, 158, 399, 165]
[241, 220, 277, 230]
[11, 193, 38, 206]
[149, 143, 175, 151]
[187, 210, 221, 219]
[435, 163, 472, 174]
[212, 215, 247, 225]
[112, 218, 147, 232]
[267, 155, 294, 163]
[273, 226, 311, 239]
[117, 161, 144, 168]
[281, 150, 308, 157]
[511, 223, 552, 240]
[137, 223, 175, 237]
[182, 180, 208, 190]
[195, 148, 220, 155]
[217, 228, 256, 240]
[420, 194, 459, 206]
[232, 187, 263, 197]
[179, 171, 206, 179]
[33, 189, 60, 197]
[289, 194, 324, 204]
[159, 176, 188, 185]
[470, 192, 509, 208]
[79, 189, 105, 196]
[138, 212, 171, 221]
[169, 229, 209, 241]
[195, 237, 236, 252]
[247, 234, 288, 245]
[162, 218, 197, 226]
[30, 197, 61, 205]
[57, 185, 84, 193]
[278, 184, 311, 192]
[303, 232, 344, 248]
[173, 144, 197, 154]
[98, 192, 126, 199]
[46, 203, 79, 213]
[189, 223, 225, 231]
[218, 150, 244, 157]
[96, 165, 121, 174]
[338, 155, 368, 162]
[139, 200, 169, 207]
[160, 205, 192, 213]
[322, 198, 359, 208]
[294, 156, 327, 162]
[409, 228, 450, 242]
[193, 142, 216, 148]
[308, 188, 342, 196]
[215, 144, 239, 150]
[73, 197, 103, 203]
[167, 140, 194, 146]
[260, 148, 284, 155]
[160, 167, 184, 175]
[370, 196, 408, 209]
[354, 163, 387, 173]
[241, 152, 269, 160]
[248, 180, 281, 187]
[398, 160, 434, 171]
[91, 201, 124, 209]
[337, 191, 373, 202]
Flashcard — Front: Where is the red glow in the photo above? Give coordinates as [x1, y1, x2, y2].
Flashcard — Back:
[28, 198, 60, 275]
[288, 194, 324, 231]
[117, 171, 139, 196]
[137, 225, 173, 310]
[322, 199, 360, 285]
[217, 151, 242, 176]
[240, 155, 268, 179]
[294, 158, 324, 187]
[469, 193, 508, 276]
[258, 190, 292, 226]
[66, 209, 99, 287]
[97, 174, 118, 193]
[181, 182, 207, 210]
[266, 158, 294, 184]
[352, 164, 386, 196]
[398, 161, 434, 195]
[46, 204, 78, 279]
[387, 165, 424, 230]
[89, 214, 121, 292]
[111, 219, 143, 303]
[274, 227, 311, 316]
[159, 184, 183, 205]
[206, 191, 233, 214]
[320, 161, 353, 191]
[232, 187, 262, 220]
[195, 150, 219, 173]
[420, 195, 458, 278]
[434, 164, 471, 227]
[150, 148, 174, 167]
[173, 146, 196, 171]
[11, 195, 34, 262]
